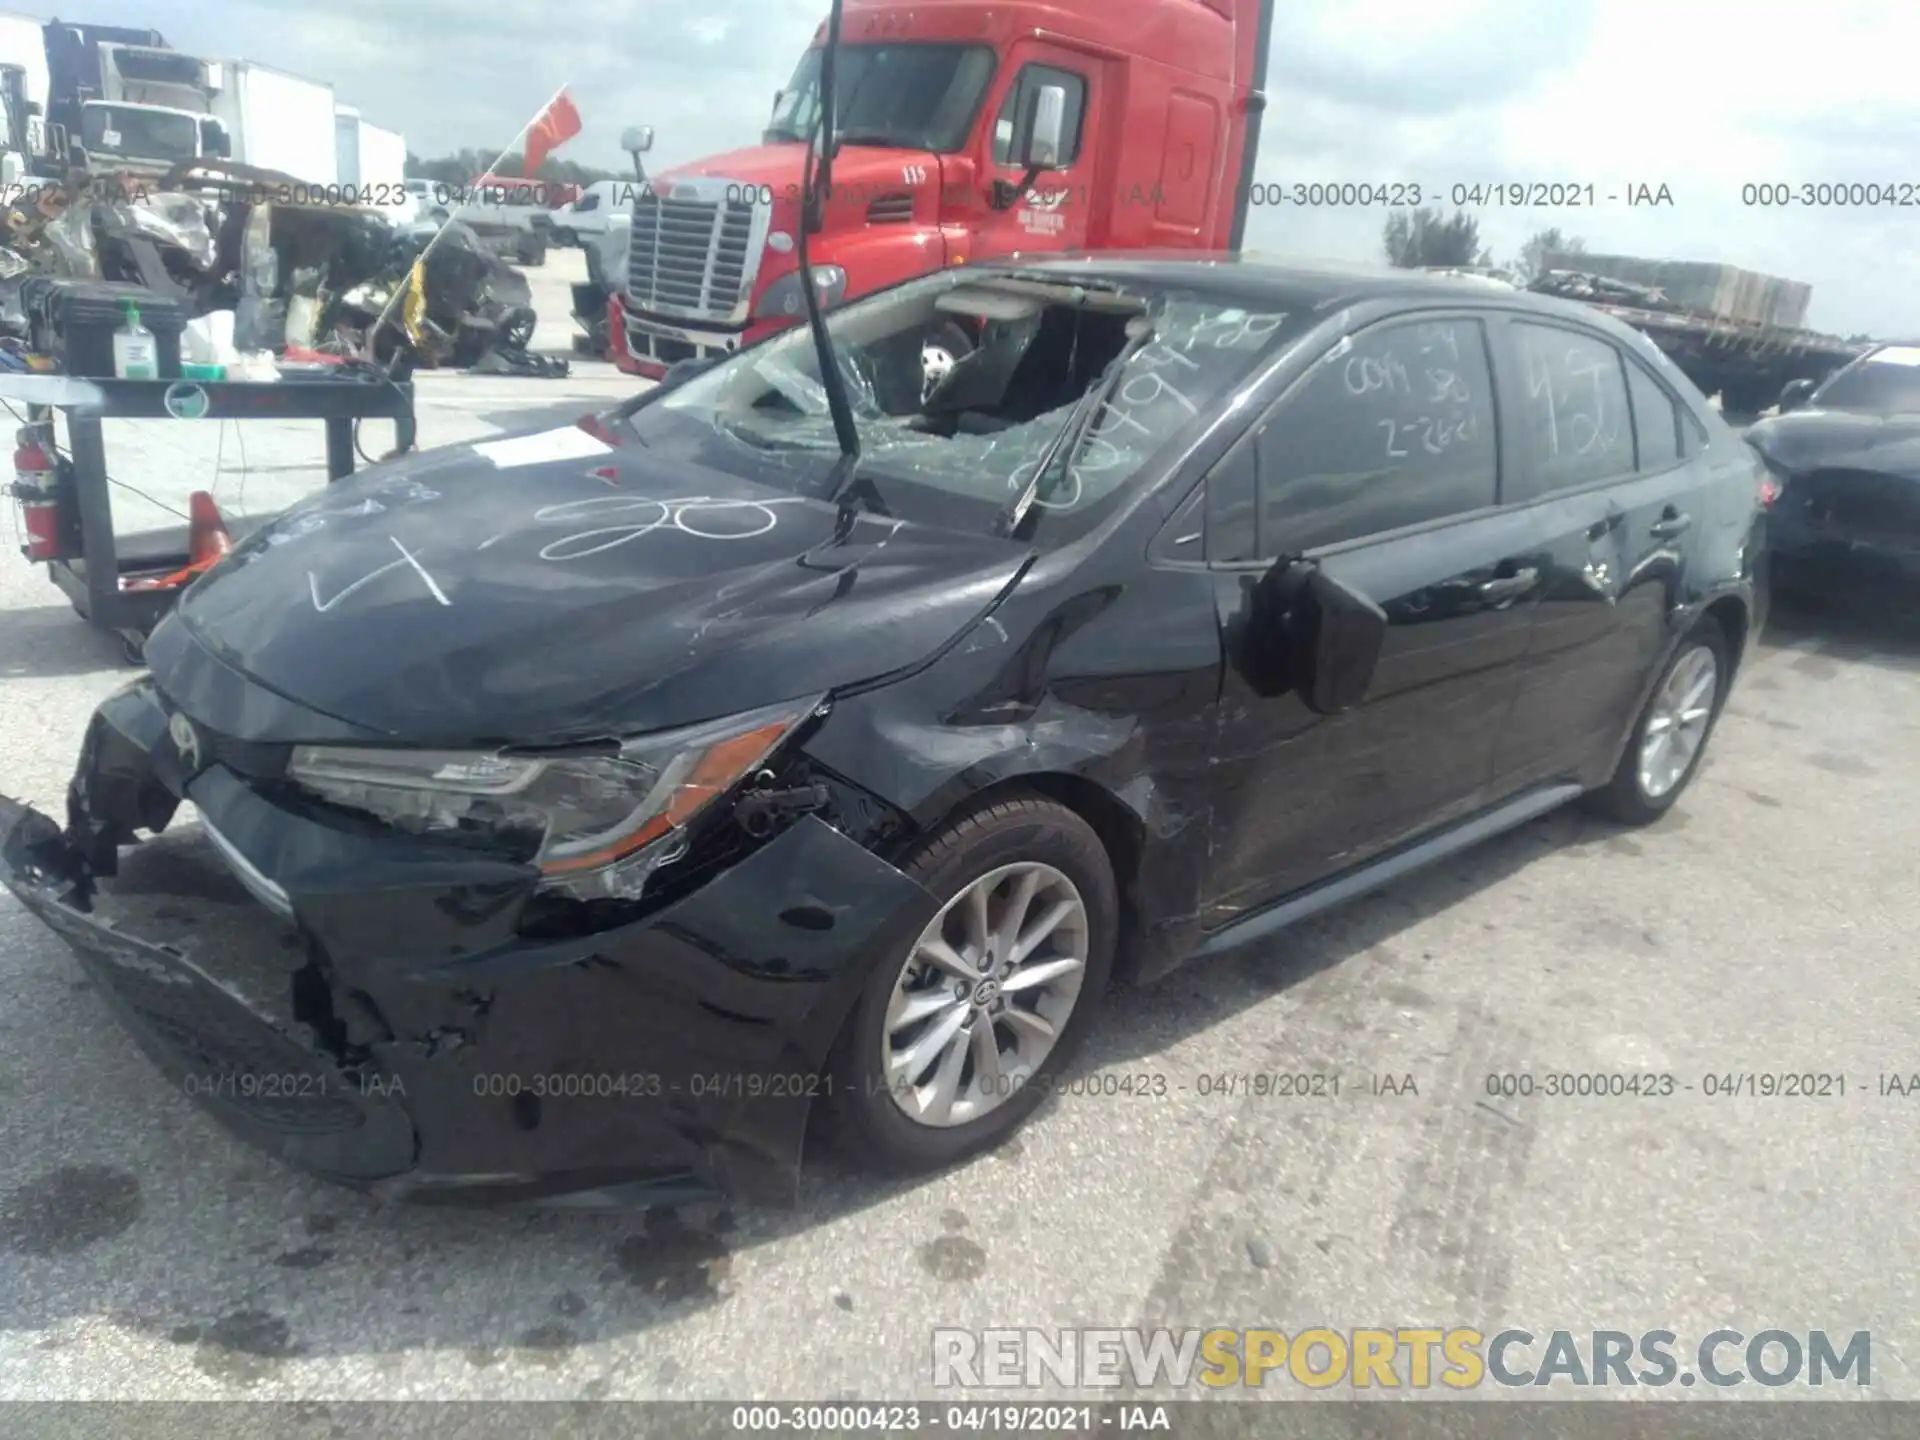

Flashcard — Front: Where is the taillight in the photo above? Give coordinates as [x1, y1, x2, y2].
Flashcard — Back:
[1757, 475, 1782, 508]
[13, 424, 65, 563]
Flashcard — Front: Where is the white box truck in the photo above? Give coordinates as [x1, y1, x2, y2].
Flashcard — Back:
[0, 11, 50, 181]
[206, 59, 335, 185]
[357, 121, 403, 191]
[0, 13, 50, 114]
[335, 104, 407, 215]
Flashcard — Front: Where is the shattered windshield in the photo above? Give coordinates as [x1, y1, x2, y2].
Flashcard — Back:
[765, 44, 995, 152]
[81, 105, 199, 162]
[1811, 346, 1920, 414]
[626, 270, 1301, 545]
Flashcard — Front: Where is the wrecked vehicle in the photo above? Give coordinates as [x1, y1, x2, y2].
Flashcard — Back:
[0, 159, 543, 370]
[1747, 341, 1920, 607]
[0, 257, 1766, 1207]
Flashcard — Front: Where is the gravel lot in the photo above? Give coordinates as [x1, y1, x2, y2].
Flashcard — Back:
[2, 250, 1918, 1406]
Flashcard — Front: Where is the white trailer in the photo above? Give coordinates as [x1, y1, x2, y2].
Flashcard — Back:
[357, 119, 404, 195]
[0, 12, 50, 114]
[206, 59, 335, 185]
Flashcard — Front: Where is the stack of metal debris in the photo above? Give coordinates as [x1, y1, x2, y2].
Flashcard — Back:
[0, 158, 560, 374]
[1529, 268, 1679, 313]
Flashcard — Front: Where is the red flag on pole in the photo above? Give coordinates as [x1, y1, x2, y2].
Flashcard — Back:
[524, 89, 582, 176]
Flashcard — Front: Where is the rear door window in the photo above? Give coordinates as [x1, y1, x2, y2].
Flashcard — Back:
[1625, 360, 1682, 471]
[1507, 321, 1635, 497]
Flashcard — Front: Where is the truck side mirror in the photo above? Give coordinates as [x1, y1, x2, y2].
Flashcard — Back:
[1778, 378, 1816, 414]
[620, 125, 654, 156]
[25, 100, 39, 117]
[1019, 84, 1069, 170]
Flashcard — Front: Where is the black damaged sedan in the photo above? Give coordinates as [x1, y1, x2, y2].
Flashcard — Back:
[1749, 341, 1920, 607]
[0, 257, 1769, 1207]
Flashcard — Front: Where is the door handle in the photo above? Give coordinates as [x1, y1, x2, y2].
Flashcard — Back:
[1477, 567, 1538, 601]
[1586, 512, 1624, 541]
[1649, 510, 1692, 539]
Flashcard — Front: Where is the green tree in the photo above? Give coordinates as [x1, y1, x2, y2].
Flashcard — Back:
[1383, 207, 1486, 268]
[1515, 226, 1587, 282]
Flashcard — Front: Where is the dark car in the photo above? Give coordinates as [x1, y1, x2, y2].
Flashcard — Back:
[1747, 343, 1920, 606]
[0, 255, 1770, 1209]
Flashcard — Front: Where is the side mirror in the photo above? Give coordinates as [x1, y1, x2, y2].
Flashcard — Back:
[25, 100, 40, 117]
[1778, 378, 1816, 414]
[1242, 560, 1387, 711]
[1299, 567, 1389, 714]
[1019, 84, 1068, 169]
[620, 125, 655, 156]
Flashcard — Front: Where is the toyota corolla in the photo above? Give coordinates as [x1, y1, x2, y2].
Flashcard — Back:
[0, 256, 1767, 1207]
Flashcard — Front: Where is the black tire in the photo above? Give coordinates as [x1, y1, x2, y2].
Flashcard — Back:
[1583, 619, 1731, 825]
[552, 228, 576, 248]
[824, 795, 1117, 1174]
[518, 232, 548, 267]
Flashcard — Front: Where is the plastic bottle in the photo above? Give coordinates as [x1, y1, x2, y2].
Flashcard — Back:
[113, 302, 157, 380]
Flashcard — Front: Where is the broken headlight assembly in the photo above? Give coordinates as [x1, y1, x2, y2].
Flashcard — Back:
[284, 696, 823, 901]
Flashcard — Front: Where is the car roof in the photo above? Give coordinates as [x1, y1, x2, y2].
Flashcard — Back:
[1000, 250, 1594, 322]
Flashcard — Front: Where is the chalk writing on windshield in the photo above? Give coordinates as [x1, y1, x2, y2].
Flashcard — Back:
[1014, 303, 1293, 509]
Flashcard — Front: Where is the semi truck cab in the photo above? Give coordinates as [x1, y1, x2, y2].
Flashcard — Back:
[608, 0, 1273, 379]
[77, 99, 228, 178]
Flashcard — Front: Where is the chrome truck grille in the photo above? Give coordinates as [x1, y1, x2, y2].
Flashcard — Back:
[626, 177, 770, 326]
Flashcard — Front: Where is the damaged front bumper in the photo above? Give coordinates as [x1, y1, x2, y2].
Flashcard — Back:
[0, 679, 939, 1208]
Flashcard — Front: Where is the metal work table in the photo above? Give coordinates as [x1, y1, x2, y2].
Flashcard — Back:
[2, 370, 416, 652]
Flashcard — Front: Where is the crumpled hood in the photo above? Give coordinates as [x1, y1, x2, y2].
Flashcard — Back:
[168, 428, 1031, 746]
[1746, 408, 1920, 480]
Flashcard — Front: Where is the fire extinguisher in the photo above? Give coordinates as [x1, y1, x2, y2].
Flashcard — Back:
[11, 423, 71, 564]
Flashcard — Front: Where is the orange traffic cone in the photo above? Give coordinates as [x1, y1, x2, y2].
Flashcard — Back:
[123, 492, 233, 592]
[188, 490, 232, 565]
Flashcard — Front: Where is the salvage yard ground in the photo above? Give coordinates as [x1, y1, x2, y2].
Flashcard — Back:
[2, 251, 1918, 1405]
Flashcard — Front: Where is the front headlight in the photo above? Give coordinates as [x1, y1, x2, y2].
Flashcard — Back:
[286, 696, 822, 900]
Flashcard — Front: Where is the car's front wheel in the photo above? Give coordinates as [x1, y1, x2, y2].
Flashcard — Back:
[1585, 619, 1731, 824]
[825, 796, 1117, 1173]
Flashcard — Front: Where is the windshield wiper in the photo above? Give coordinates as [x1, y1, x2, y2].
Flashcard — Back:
[796, 0, 861, 489]
[999, 325, 1154, 541]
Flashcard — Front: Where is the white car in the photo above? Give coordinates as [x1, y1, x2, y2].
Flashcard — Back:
[551, 179, 630, 246]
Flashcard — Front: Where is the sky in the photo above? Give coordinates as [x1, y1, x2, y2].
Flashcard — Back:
[5, 0, 1914, 336]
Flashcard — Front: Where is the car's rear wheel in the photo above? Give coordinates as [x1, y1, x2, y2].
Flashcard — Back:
[1585, 620, 1730, 825]
[825, 796, 1116, 1173]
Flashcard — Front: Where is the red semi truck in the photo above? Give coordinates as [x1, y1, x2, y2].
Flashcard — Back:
[608, 0, 1275, 379]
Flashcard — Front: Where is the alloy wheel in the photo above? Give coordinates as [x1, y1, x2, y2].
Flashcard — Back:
[1638, 644, 1719, 799]
[882, 862, 1089, 1128]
